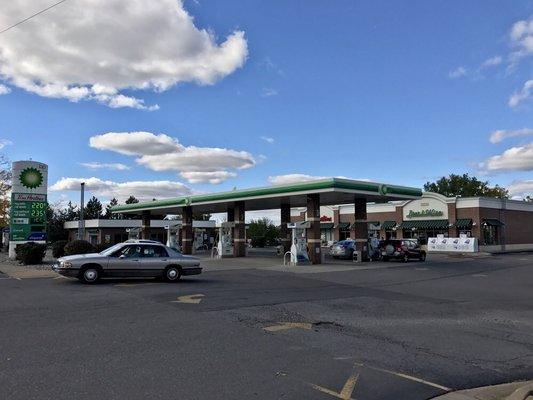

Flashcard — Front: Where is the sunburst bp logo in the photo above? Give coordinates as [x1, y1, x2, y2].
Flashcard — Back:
[19, 167, 43, 189]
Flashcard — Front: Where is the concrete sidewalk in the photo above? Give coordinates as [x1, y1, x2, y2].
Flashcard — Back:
[0, 252, 57, 279]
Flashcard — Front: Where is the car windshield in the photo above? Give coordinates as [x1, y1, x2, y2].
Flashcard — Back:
[99, 243, 124, 256]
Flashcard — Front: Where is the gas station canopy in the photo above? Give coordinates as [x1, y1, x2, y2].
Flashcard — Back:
[112, 178, 422, 215]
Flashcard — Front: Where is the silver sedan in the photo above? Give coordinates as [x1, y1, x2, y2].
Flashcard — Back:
[53, 240, 202, 284]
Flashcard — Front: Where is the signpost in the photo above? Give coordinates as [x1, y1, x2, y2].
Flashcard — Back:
[9, 161, 48, 259]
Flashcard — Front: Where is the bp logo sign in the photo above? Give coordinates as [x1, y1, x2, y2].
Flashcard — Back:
[19, 167, 44, 189]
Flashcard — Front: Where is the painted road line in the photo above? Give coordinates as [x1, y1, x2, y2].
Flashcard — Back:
[171, 294, 204, 304]
[472, 274, 488, 278]
[310, 371, 359, 400]
[353, 362, 451, 391]
[263, 322, 312, 332]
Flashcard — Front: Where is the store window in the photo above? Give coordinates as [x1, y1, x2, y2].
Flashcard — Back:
[482, 225, 499, 245]
[403, 228, 448, 245]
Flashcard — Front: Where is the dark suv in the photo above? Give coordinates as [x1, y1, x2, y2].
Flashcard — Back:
[379, 239, 426, 262]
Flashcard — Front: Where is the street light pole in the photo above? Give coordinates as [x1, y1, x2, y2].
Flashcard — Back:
[78, 182, 85, 240]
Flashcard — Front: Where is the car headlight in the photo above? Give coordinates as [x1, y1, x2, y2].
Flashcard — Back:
[60, 261, 73, 268]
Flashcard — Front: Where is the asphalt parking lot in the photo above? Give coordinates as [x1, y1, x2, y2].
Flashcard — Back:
[1, 253, 532, 400]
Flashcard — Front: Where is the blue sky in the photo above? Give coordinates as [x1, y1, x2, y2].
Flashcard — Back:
[0, 0, 532, 205]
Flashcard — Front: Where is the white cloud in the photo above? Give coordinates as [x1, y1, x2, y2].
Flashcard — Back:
[179, 171, 236, 184]
[89, 131, 256, 184]
[0, 139, 13, 149]
[50, 177, 192, 201]
[260, 136, 275, 144]
[479, 143, 533, 172]
[448, 67, 467, 79]
[268, 174, 372, 186]
[489, 128, 533, 143]
[0, 0, 248, 109]
[268, 174, 328, 186]
[79, 162, 130, 171]
[0, 84, 11, 95]
[481, 56, 502, 68]
[509, 17, 533, 65]
[507, 180, 533, 198]
[261, 87, 278, 97]
[508, 80, 533, 108]
[90, 132, 182, 156]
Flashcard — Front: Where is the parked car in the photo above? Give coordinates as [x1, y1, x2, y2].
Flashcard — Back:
[329, 239, 356, 259]
[53, 239, 202, 284]
[379, 239, 426, 262]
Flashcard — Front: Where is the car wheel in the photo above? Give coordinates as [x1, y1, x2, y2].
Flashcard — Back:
[165, 266, 181, 282]
[419, 252, 426, 262]
[402, 254, 409, 263]
[80, 267, 99, 284]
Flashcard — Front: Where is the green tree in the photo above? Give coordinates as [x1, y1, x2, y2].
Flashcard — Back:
[247, 217, 280, 247]
[46, 203, 69, 242]
[65, 201, 79, 220]
[0, 155, 11, 227]
[125, 195, 139, 204]
[104, 198, 121, 219]
[424, 174, 508, 198]
[84, 196, 103, 219]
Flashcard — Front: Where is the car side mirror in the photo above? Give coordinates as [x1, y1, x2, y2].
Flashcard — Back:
[119, 254, 126, 259]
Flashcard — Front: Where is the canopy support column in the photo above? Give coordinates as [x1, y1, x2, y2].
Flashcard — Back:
[141, 211, 151, 240]
[280, 203, 291, 254]
[351, 197, 368, 261]
[307, 194, 321, 264]
[232, 201, 246, 257]
[182, 206, 193, 255]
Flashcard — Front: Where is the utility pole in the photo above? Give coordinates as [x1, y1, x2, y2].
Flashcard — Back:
[78, 182, 85, 240]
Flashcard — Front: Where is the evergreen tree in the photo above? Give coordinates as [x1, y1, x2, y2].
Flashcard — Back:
[66, 201, 79, 220]
[84, 196, 103, 219]
[125, 195, 139, 204]
[105, 198, 121, 219]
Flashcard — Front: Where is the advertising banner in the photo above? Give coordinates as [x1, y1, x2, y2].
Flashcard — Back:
[427, 237, 478, 253]
[9, 161, 48, 242]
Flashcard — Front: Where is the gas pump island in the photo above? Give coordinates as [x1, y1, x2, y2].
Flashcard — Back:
[112, 178, 422, 264]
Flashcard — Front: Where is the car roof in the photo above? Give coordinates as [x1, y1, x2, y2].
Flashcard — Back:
[123, 239, 163, 244]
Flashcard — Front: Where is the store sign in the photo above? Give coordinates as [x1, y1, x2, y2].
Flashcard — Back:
[9, 161, 48, 242]
[403, 197, 448, 220]
[406, 209, 444, 218]
[427, 237, 477, 253]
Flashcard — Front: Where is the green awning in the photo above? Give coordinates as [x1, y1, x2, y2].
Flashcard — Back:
[381, 220, 397, 230]
[320, 222, 334, 229]
[482, 218, 504, 227]
[398, 219, 449, 229]
[337, 222, 350, 230]
[454, 219, 472, 229]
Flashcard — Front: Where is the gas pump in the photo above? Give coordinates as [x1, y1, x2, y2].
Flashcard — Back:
[215, 221, 235, 258]
[126, 227, 141, 240]
[165, 222, 182, 250]
[287, 221, 310, 264]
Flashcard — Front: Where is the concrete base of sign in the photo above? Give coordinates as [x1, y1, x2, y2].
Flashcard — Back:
[8, 240, 46, 260]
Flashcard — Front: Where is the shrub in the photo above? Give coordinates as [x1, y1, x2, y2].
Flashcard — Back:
[15, 242, 47, 265]
[64, 240, 95, 256]
[94, 243, 112, 253]
[250, 236, 266, 248]
[52, 240, 68, 259]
